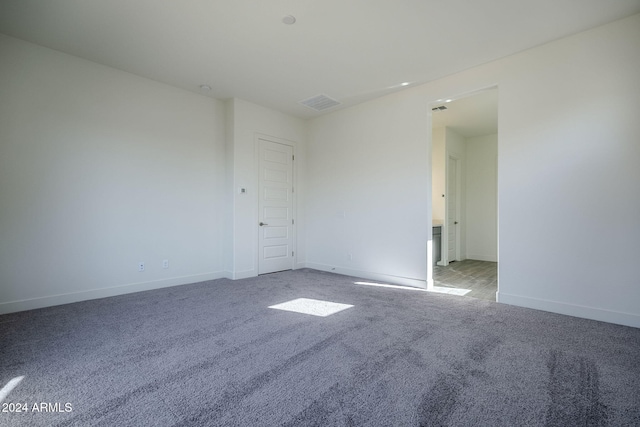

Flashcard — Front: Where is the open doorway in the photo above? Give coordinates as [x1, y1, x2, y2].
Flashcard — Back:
[429, 88, 498, 301]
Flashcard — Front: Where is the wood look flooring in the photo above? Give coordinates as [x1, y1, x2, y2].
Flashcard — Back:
[433, 259, 497, 301]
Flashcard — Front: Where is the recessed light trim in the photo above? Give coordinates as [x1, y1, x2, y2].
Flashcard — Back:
[199, 84, 212, 91]
[282, 15, 296, 25]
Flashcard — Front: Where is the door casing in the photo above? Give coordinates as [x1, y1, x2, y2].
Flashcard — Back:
[255, 135, 296, 275]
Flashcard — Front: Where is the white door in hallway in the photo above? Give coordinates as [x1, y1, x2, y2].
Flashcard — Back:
[258, 138, 294, 275]
[447, 155, 458, 263]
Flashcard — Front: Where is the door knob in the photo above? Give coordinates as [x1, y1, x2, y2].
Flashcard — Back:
[259, 222, 268, 226]
[454, 221, 458, 225]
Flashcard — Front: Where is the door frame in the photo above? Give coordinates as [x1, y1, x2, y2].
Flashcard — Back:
[427, 85, 499, 297]
[443, 152, 462, 265]
[254, 133, 297, 274]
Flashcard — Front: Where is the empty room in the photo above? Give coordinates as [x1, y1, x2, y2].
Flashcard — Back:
[1, 1, 639, 426]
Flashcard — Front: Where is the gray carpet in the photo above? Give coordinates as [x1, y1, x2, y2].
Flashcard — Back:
[1, 268, 639, 426]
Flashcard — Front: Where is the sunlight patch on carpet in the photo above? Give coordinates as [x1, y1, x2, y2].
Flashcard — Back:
[428, 286, 471, 296]
[355, 281, 428, 292]
[355, 281, 471, 296]
[269, 298, 354, 317]
[0, 376, 24, 403]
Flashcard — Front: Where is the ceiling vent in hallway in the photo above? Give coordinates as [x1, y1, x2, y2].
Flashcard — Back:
[432, 105, 448, 111]
[299, 94, 341, 112]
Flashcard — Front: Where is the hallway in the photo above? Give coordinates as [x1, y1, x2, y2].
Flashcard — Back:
[433, 260, 497, 301]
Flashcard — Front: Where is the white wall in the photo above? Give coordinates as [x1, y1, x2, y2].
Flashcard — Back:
[495, 14, 640, 327]
[226, 98, 307, 279]
[223, 100, 236, 276]
[0, 35, 227, 313]
[466, 133, 498, 262]
[306, 14, 640, 327]
[306, 92, 430, 287]
[431, 127, 445, 222]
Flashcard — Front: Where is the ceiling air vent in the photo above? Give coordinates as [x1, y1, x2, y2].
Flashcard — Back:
[299, 94, 341, 112]
[432, 105, 448, 111]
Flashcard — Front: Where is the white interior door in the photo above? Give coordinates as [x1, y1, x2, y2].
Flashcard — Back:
[447, 155, 458, 263]
[258, 138, 294, 274]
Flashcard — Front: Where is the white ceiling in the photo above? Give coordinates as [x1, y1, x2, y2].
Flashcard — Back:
[432, 89, 498, 138]
[1, 1, 639, 119]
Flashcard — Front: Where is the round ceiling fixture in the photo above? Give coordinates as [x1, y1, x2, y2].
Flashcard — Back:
[199, 85, 212, 91]
[282, 15, 296, 25]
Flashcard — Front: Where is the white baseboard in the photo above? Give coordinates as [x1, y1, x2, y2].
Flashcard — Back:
[0, 272, 226, 315]
[466, 254, 498, 262]
[303, 262, 427, 289]
[497, 292, 640, 329]
[231, 269, 257, 280]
